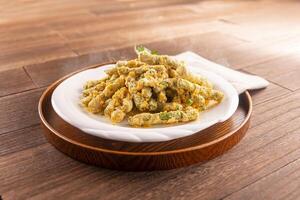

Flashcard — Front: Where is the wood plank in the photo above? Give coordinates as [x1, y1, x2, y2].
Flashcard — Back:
[0, 125, 46, 157]
[50, 1, 257, 40]
[0, 43, 77, 71]
[48, 5, 198, 33]
[249, 83, 290, 106]
[219, 1, 300, 42]
[0, 24, 54, 42]
[0, 0, 197, 23]
[144, 31, 249, 67]
[243, 54, 300, 91]
[0, 88, 44, 134]
[24, 31, 247, 87]
[210, 34, 300, 69]
[249, 90, 300, 128]
[0, 9, 97, 31]
[0, 143, 118, 199]
[50, 1, 257, 54]
[0, 67, 36, 97]
[64, 20, 221, 55]
[225, 152, 300, 200]
[0, 23, 77, 71]
[47, 27, 300, 72]
[0, 1, 102, 22]
[89, 0, 199, 15]
[0, 31, 68, 53]
[23, 52, 118, 88]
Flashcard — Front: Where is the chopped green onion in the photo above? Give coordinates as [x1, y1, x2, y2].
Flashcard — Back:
[135, 45, 144, 52]
[135, 45, 158, 55]
[151, 50, 158, 55]
[159, 112, 172, 120]
[187, 99, 193, 105]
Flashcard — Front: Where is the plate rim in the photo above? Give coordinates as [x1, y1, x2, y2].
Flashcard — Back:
[50, 62, 239, 142]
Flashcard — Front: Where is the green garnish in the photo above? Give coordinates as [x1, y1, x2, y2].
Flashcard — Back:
[173, 111, 183, 119]
[151, 50, 158, 55]
[159, 112, 172, 120]
[187, 99, 193, 105]
[135, 45, 145, 52]
[135, 45, 158, 55]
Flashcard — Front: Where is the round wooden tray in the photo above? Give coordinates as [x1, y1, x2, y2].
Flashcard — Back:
[38, 64, 252, 171]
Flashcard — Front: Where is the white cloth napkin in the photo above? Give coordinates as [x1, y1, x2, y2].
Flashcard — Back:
[175, 51, 269, 94]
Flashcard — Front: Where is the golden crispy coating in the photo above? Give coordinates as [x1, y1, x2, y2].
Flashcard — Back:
[162, 102, 183, 111]
[104, 87, 133, 123]
[128, 107, 199, 127]
[80, 46, 224, 126]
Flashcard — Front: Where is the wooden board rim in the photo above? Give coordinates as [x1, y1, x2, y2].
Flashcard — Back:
[38, 62, 252, 156]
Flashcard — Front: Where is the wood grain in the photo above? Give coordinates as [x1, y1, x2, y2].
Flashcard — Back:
[24, 31, 247, 87]
[0, 88, 43, 134]
[0, 125, 46, 157]
[24, 52, 116, 87]
[0, 24, 77, 70]
[225, 150, 300, 200]
[0, 67, 36, 97]
[219, 2, 300, 42]
[0, 0, 299, 199]
[244, 54, 300, 91]
[249, 83, 290, 106]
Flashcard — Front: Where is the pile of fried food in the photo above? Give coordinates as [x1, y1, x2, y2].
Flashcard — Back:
[80, 46, 224, 127]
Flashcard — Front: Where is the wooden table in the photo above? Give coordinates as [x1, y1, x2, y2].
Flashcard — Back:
[0, 0, 299, 199]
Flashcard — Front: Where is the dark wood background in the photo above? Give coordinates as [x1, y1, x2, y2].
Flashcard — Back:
[0, 0, 300, 199]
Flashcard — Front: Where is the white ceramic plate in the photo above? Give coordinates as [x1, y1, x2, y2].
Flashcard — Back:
[52, 63, 239, 142]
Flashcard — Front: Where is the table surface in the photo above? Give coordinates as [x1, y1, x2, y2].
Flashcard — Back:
[0, 0, 300, 199]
